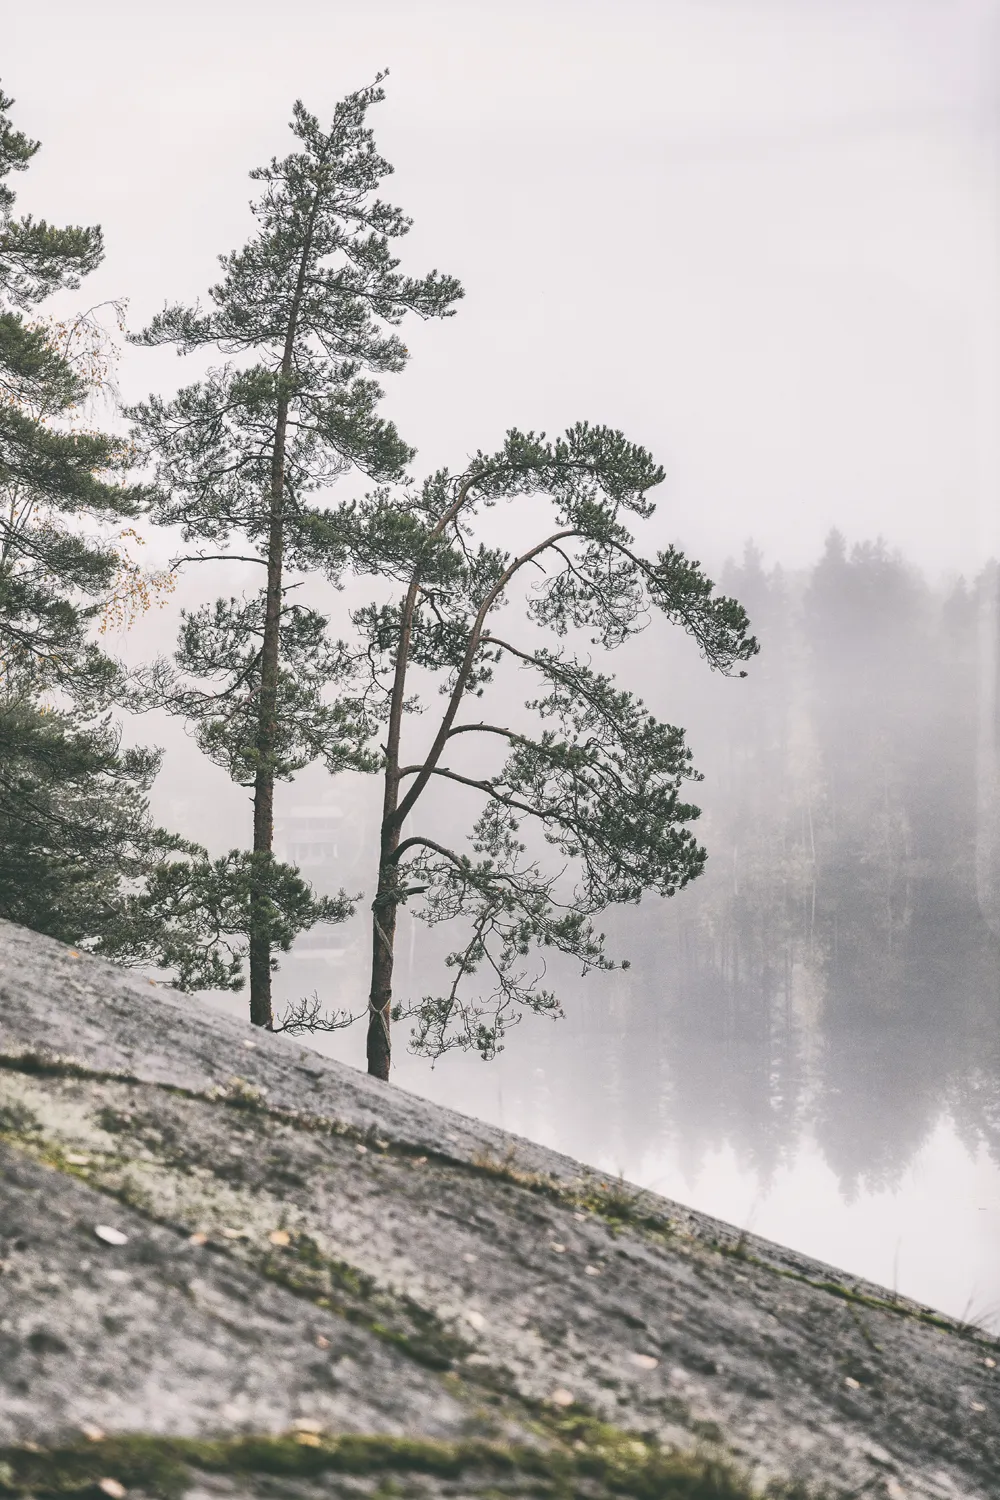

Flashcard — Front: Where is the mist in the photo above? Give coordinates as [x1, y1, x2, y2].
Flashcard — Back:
[5, 0, 999, 1329]
[164, 530, 993, 1332]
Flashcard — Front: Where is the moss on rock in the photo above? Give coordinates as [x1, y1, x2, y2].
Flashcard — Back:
[0, 1429, 819, 1500]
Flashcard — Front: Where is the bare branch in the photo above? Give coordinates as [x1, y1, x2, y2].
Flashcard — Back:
[170, 554, 267, 568]
[273, 991, 364, 1034]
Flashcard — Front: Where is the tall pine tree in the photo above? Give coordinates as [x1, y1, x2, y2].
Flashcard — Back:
[0, 83, 120, 698]
[129, 77, 462, 1026]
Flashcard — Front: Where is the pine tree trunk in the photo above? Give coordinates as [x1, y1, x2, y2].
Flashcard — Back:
[248, 492, 285, 1029]
[363, 487, 487, 1075]
[367, 574, 422, 1078]
[367, 825, 399, 1080]
[246, 187, 322, 1030]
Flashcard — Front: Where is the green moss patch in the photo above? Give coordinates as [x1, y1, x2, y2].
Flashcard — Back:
[0, 1430, 815, 1499]
[467, 1147, 678, 1240]
[711, 1243, 1000, 1350]
[3, 1047, 994, 1363]
[257, 1230, 472, 1371]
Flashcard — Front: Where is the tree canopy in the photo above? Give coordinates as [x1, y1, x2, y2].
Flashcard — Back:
[128, 77, 463, 1026]
[0, 80, 761, 1080]
[0, 87, 162, 954]
[0, 85, 288, 986]
[330, 423, 757, 1076]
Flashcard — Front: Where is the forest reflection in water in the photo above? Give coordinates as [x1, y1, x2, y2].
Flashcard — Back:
[271, 533, 1000, 1327]
[383, 900, 1000, 1331]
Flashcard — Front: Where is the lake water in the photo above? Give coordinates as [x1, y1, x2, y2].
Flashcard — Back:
[383, 1015, 1000, 1333]
[189, 542, 1000, 1331]
[218, 895, 1000, 1336]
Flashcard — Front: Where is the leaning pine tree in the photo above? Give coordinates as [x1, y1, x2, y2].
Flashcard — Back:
[129, 77, 462, 1027]
[334, 425, 758, 1079]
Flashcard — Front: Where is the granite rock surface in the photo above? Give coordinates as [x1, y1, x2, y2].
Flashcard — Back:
[0, 919, 996, 1499]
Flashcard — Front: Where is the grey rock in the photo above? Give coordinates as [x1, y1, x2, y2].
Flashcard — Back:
[0, 918, 997, 1499]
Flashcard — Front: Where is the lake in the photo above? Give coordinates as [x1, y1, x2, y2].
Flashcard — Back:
[246, 890, 1000, 1335]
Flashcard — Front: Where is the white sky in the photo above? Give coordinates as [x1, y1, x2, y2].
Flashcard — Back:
[6, 0, 1000, 575]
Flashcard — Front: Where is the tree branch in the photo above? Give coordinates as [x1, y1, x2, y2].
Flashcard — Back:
[446, 722, 524, 745]
[393, 527, 580, 828]
[388, 834, 466, 869]
[170, 554, 267, 568]
[401, 764, 546, 821]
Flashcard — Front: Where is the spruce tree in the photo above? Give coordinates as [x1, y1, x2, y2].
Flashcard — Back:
[129, 77, 462, 1027]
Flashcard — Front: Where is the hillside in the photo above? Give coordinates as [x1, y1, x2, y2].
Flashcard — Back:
[0, 918, 996, 1499]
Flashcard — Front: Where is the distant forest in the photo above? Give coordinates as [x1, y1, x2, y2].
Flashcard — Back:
[677, 530, 990, 993]
[528, 531, 1000, 1194]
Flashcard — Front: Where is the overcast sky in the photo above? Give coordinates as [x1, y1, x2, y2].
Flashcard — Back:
[7, 9, 1000, 1298]
[6, 0, 1000, 574]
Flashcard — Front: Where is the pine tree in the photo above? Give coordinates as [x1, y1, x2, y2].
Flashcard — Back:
[335, 424, 757, 1078]
[0, 85, 164, 950]
[0, 84, 102, 309]
[0, 85, 292, 985]
[129, 76, 462, 1027]
[0, 701, 163, 949]
[0, 86, 125, 700]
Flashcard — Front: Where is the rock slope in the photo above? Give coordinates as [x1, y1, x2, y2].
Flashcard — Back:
[0, 918, 996, 1499]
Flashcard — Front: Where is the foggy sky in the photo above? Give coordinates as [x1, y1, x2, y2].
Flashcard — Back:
[5, 1, 1000, 1322]
[6, 0, 999, 575]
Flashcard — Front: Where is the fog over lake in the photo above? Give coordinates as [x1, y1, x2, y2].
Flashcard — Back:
[189, 538, 1000, 1331]
[8, 0, 999, 1325]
